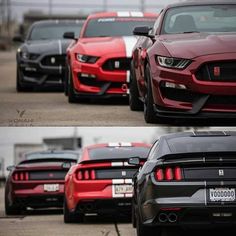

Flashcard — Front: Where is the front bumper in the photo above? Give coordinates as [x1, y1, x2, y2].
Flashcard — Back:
[71, 57, 131, 98]
[150, 53, 236, 118]
[18, 56, 65, 88]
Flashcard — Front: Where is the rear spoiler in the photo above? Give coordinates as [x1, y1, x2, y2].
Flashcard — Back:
[158, 151, 236, 166]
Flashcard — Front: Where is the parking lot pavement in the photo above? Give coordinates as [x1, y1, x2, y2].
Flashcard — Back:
[0, 51, 152, 127]
[0, 187, 135, 236]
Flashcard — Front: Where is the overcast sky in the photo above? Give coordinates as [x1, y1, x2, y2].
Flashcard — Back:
[9, 0, 180, 22]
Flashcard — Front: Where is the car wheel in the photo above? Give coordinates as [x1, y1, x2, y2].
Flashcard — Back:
[5, 192, 22, 215]
[64, 62, 69, 96]
[63, 198, 83, 223]
[136, 208, 161, 236]
[67, 65, 78, 103]
[144, 64, 157, 124]
[129, 63, 143, 111]
[16, 66, 31, 92]
[132, 200, 137, 228]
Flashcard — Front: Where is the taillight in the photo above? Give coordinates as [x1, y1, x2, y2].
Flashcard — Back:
[13, 171, 29, 181]
[75, 169, 96, 180]
[155, 166, 182, 181]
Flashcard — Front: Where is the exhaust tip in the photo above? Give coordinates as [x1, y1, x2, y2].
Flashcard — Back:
[168, 213, 178, 223]
[158, 213, 168, 223]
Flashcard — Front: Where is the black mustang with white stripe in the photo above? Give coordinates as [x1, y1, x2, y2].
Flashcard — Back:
[14, 20, 84, 91]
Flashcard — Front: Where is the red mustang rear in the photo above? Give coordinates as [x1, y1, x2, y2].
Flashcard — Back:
[64, 12, 157, 102]
[5, 150, 78, 215]
[63, 142, 151, 223]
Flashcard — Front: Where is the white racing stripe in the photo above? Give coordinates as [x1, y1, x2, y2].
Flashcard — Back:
[58, 40, 62, 55]
[130, 12, 143, 17]
[117, 11, 130, 17]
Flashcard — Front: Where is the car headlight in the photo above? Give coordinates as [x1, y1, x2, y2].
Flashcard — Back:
[156, 56, 191, 69]
[21, 51, 29, 60]
[76, 54, 99, 64]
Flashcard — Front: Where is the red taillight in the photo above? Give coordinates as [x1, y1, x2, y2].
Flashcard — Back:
[155, 166, 182, 181]
[76, 169, 96, 181]
[155, 169, 164, 181]
[13, 172, 29, 181]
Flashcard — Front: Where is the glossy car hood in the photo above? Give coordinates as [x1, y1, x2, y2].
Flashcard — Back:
[78, 36, 138, 57]
[159, 33, 236, 59]
[22, 39, 72, 54]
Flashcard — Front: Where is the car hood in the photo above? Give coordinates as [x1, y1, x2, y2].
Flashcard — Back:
[158, 32, 236, 59]
[78, 36, 138, 57]
[22, 39, 72, 54]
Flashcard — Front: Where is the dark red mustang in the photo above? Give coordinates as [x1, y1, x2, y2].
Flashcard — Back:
[5, 150, 78, 215]
[130, 1, 236, 124]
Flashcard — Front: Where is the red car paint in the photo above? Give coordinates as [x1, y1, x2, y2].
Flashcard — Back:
[66, 12, 157, 101]
[64, 142, 151, 221]
[130, 1, 236, 123]
[5, 151, 78, 214]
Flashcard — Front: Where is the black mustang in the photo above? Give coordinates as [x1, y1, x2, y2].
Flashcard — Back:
[129, 131, 236, 236]
[14, 20, 84, 91]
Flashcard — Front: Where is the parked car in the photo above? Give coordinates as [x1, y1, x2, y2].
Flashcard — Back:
[5, 150, 79, 215]
[14, 20, 84, 91]
[130, 131, 236, 236]
[63, 142, 151, 223]
[63, 12, 157, 102]
[130, 1, 236, 123]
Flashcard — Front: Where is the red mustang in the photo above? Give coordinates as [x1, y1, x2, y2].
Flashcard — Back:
[63, 142, 151, 223]
[5, 150, 78, 214]
[64, 12, 157, 102]
[130, 1, 236, 123]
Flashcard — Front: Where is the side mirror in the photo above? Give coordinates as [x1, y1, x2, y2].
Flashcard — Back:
[133, 26, 154, 38]
[6, 165, 15, 171]
[12, 35, 24, 43]
[61, 162, 71, 169]
[63, 32, 76, 40]
[128, 157, 140, 166]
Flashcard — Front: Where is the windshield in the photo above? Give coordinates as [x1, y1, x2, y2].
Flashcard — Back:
[28, 23, 83, 40]
[87, 146, 150, 160]
[167, 136, 236, 154]
[162, 5, 236, 34]
[83, 17, 156, 37]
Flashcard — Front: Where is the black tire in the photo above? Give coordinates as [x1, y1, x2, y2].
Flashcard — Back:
[129, 63, 143, 111]
[5, 191, 22, 215]
[16, 66, 31, 92]
[64, 62, 69, 96]
[132, 200, 137, 228]
[63, 198, 83, 223]
[136, 209, 161, 236]
[144, 64, 158, 124]
[67, 65, 78, 103]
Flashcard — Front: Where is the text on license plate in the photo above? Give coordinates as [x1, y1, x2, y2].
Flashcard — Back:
[115, 184, 133, 194]
[209, 188, 235, 202]
[44, 184, 59, 192]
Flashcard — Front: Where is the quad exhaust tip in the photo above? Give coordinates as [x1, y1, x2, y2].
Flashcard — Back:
[158, 213, 178, 223]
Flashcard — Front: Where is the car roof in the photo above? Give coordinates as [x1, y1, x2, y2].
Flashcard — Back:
[31, 19, 85, 27]
[166, 0, 236, 9]
[87, 11, 158, 20]
[86, 142, 151, 150]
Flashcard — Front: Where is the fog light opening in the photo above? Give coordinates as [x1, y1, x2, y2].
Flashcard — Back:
[162, 81, 187, 90]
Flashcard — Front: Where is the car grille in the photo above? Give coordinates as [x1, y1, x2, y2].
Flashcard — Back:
[29, 170, 67, 180]
[95, 168, 137, 179]
[102, 58, 131, 71]
[41, 55, 66, 67]
[196, 61, 236, 82]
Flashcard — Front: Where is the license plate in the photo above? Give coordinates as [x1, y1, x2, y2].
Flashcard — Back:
[44, 184, 59, 192]
[115, 184, 133, 194]
[209, 188, 235, 202]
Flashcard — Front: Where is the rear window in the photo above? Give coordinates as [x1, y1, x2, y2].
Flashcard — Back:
[25, 152, 78, 160]
[167, 136, 236, 153]
[88, 147, 150, 160]
[83, 17, 156, 37]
